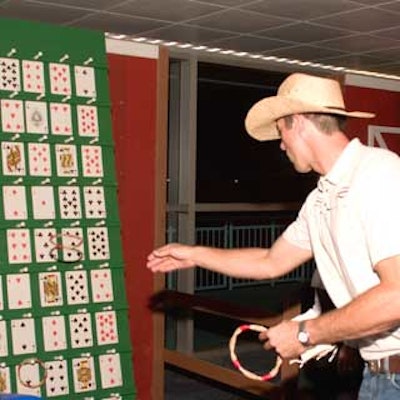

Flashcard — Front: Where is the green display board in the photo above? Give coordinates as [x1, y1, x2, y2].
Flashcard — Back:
[0, 18, 136, 399]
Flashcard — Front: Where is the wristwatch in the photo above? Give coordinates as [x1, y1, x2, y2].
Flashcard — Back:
[297, 320, 311, 346]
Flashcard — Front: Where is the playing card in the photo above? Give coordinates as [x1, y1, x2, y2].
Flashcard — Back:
[38, 272, 63, 307]
[58, 186, 82, 219]
[34, 228, 57, 263]
[50, 102, 72, 135]
[95, 310, 119, 345]
[45, 360, 69, 397]
[0, 276, 3, 311]
[1, 141, 26, 175]
[15, 361, 41, 396]
[72, 356, 96, 392]
[99, 353, 123, 389]
[60, 227, 85, 263]
[42, 315, 67, 351]
[49, 62, 71, 95]
[0, 320, 8, 356]
[0, 365, 11, 394]
[1, 99, 24, 132]
[65, 270, 89, 305]
[90, 269, 114, 303]
[81, 145, 103, 177]
[11, 318, 36, 355]
[28, 142, 51, 176]
[55, 144, 78, 176]
[31, 186, 56, 220]
[83, 186, 107, 219]
[74, 65, 96, 98]
[77, 105, 99, 137]
[25, 100, 48, 134]
[22, 59, 45, 93]
[87, 227, 110, 260]
[6, 273, 32, 309]
[0, 57, 20, 91]
[6, 228, 32, 264]
[3, 185, 27, 220]
[69, 312, 93, 348]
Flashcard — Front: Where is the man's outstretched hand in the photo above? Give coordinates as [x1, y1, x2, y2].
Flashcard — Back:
[147, 243, 196, 273]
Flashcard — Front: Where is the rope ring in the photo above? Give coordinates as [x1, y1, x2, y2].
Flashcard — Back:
[229, 324, 282, 381]
[17, 357, 47, 388]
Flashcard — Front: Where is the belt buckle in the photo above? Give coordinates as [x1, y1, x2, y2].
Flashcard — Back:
[368, 359, 384, 374]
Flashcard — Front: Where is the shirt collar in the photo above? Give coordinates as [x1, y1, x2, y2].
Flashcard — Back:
[319, 138, 363, 189]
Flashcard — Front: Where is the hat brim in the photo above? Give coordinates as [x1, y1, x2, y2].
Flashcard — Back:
[245, 96, 376, 141]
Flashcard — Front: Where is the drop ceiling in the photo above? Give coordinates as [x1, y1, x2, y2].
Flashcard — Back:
[1, 0, 400, 77]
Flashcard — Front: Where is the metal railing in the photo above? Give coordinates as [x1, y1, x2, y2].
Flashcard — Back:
[167, 223, 315, 291]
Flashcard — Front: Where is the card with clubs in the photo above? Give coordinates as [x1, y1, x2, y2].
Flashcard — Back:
[83, 186, 106, 219]
[15, 361, 41, 396]
[22, 59, 45, 93]
[69, 312, 93, 348]
[0, 320, 8, 357]
[0, 57, 20, 91]
[33, 228, 57, 263]
[74, 65, 96, 98]
[11, 318, 36, 355]
[58, 186, 82, 219]
[60, 227, 85, 263]
[87, 227, 110, 260]
[65, 270, 89, 305]
[1, 141, 26, 175]
[45, 360, 69, 397]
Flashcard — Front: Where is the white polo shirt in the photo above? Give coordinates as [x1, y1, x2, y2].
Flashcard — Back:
[284, 138, 400, 360]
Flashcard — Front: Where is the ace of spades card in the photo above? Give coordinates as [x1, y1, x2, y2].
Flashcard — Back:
[38, 272, 63, 307]
[95, 310, 119, 345]
[90, 269, 114, 303]
[15, 362, 41, 396]
[6, 228, 32, 264]
[0, 99, 24, 133]
[81, 145, 104, 177]
[55, 144, 78, 176]
[83, 186, 106, 219]
[69, 313, 93, 348]
[0, 320, 8, 357]
[87, 227, 110, 260]
[11, 318, 36, 355]
[77, 105, 99, 137]
[65, 270, 89, 305]
[0, 365, 10, 394]
[49, 62, 72, 96]
[1, 141, 26, 176]
[72, 356, 96, 393]
[34, 228, 57, 263]
[60, 227, 85, 263]
[50, 102, 72, 135]
[58, 186, 82, 219]
[22, 59, 45, 93]
[31, 186, 56, 220]
[0, 57, 20, 92]
[28, 142, 52, 176]
[74, 65, 96, 98]
[42, 315, 67, 352]
[99, 353, 123, 389]
[25, 100, 48, 134]
[6, 273, 32, 309]
[45, 360, 69, 397]
[3, 186, 27, 220]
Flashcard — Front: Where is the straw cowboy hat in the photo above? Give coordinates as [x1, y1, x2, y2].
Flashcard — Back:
[245, 73, 375, 141]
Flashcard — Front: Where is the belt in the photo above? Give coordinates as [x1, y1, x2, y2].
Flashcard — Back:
[367, 355, 400, 374]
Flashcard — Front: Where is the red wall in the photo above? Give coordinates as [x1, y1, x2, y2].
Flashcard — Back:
[108, 53, 158, 399]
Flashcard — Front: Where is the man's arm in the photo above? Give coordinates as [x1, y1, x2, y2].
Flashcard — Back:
[264, 254, 400, 359]
[146, 236, 313, 280]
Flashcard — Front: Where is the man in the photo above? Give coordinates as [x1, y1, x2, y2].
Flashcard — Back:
[147, 73, 400, 399]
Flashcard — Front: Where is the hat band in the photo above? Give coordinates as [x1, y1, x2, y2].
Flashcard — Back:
[325, 106, 346, 111]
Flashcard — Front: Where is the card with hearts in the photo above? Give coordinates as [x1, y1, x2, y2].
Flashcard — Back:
[6, 273, 32, 309]
[0, 99, 24, 132]
[95, 310, 119, 345]
[3, 186, 27, 220]
[42, 315, 67, 352]
[28, 142, 52, 176]
[49, 62, 71, 96]
[31, 186, 56, 220]
[1, 141, 26, 175]
[99, 353, 123, 389]
[6, 228, 31, 264]
[22, 60, 45, 93]
[90, 268, 114, 303]
[50, 102, 72, 135]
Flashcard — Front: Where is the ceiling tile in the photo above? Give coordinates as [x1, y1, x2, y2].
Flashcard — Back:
[26, 0, 126, 11]
[186, 9, 291, 33]
[319, 53, 384, 68]
[191, 0, 256, 6]
[108, 0, 221, 22]
[0, 0, 89, 24]
[71, 13, 169, 35]
[377, 1, 400, 12]
[362, 45, 400, 59]
[373, 26, 400, 41]
[313, 8, 400, 32]
[142, 24, 234, 44]
[257, 22, 350, 43]
[269, 45, 346, 61]
[241, 0, 362, 20]
[317, 34, 400, 53]
[208, 35, 293, 52]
